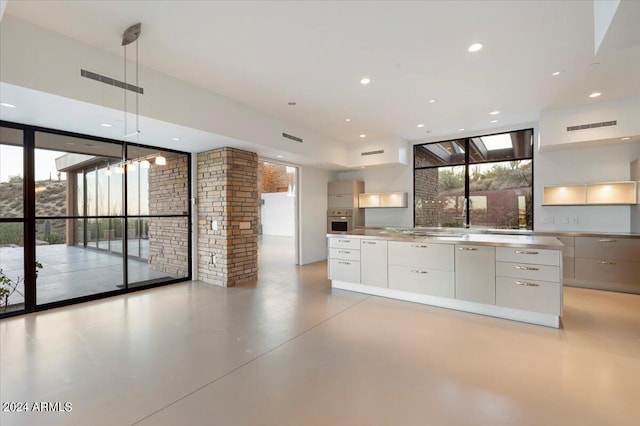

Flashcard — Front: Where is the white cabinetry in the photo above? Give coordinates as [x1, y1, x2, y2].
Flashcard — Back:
[455, 245, 495, 304]
[388, 241, 454, 298]
[360, 240, 388, 288]
[495, 247, 562, 315]
[328, 180, 364, 208]
[328, 238, 360, 283]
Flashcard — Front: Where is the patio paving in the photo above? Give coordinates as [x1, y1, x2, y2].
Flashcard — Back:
[1, 243, 180, 308]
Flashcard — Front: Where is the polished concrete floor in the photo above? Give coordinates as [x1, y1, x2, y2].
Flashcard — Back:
[1, 236, 639, 425]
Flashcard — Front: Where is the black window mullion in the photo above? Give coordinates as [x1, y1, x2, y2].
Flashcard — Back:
[23, 129, 36, 311]
[464, 139, 470, 227]
[122, 143, 129, 289]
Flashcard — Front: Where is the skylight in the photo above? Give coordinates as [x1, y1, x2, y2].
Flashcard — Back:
[480, 134, 512, 150]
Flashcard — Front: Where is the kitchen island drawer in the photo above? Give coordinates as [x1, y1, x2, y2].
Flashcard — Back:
[496, 261, 560, 282]
[574, 257, 640, 285]
[496, 247, 560, 266]
[388, 265, 454, 298]
[329, 259, 360, 283]
[329, 247, 360, 261]
[496, 277, 561, 315]
[388, 241, 454, 270]
[329, 237, 360, 250]
[575, 237, 640, 262]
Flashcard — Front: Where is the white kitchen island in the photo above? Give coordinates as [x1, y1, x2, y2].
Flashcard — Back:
[328, 230, 564, 328]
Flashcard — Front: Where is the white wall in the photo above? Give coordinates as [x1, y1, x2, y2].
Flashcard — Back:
[298, 165, 331, 264]
[261, 192, 295, 236]
[535, 142, 640, 232]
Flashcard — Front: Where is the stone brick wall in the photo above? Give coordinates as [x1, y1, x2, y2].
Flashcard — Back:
[414, 168, 440, 226]
[197, 148, 258, 287]
[148, 154, 189, 278]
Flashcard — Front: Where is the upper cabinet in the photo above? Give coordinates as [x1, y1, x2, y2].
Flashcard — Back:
[359, 192, 407, 208]
[543, 181, 638, 205]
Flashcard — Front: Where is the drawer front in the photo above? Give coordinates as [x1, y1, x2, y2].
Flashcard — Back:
[361, 240, 388, 288]
[329, 247, 360, 261]
[575, 237, 640, 262]
[496, 261, 560, 283]
[328, 237, 360, 250]
[496, 277, 561, 315]
[574, 257, 640, 285]
[388, 241, 454, 271]
[496, 247, 560, 266]
[329, 259, 361, 283]
[388, 265, 455, 298]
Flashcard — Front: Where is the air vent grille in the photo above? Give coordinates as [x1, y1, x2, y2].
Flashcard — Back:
[282, 132, 303, 143]
[567, 120, 616, 132]
[81, 69, 144, 94]
[361, 149, 384, 156]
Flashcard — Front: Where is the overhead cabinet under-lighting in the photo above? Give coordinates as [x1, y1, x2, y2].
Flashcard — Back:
[543, 181, 639, 205]
[359, 192, 408, 208]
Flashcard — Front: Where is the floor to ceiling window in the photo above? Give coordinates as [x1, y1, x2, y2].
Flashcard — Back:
[414, 129, 533, 230]
[0, 121, 191, 316]
[0, 126, 26, 314]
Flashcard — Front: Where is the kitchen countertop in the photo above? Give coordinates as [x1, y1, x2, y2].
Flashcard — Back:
[327, 229, 564, 250]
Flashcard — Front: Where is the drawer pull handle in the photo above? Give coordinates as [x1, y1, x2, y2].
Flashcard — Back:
[458, 247, 478, 251]
[514, 250, 538, 255]
[515, 266, 539, 271]
[338, 261, 351, 265]
[338, 250, 351, 254]
[338, 239, 351, 243]
[514, 281, 539, 287]
[596, 260, 617, 265]
[362, 241, 376, 245]
[411, 270, 429, 274]
[598, 239, 617, 243]
[412, 244, 429, 248]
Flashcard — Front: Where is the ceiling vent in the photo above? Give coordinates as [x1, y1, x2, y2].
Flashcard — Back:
[282, 132, 303, 143]
[81, 69, 144, 94]
[361, 149, 384, 156]
[566, 120, 616, 132]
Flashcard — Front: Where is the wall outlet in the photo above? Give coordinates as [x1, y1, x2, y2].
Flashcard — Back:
[570, 216, 579, 224]
[560, 217, 570, 224]
[542, 216, 554, 224]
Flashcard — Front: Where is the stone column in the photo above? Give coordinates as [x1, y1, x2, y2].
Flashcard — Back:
[197, 147, 258, 287]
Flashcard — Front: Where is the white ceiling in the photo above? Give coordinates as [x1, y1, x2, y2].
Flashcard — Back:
[2, 1, 640, 154]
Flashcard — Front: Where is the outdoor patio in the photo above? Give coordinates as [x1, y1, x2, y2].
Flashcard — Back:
[1, 242, 180, 308]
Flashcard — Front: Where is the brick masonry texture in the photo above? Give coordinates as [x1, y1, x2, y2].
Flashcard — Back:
[197, 148, 258, 287]
[148, 154, 190, 278]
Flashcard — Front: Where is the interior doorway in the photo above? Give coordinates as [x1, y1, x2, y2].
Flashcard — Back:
[258, 160, 298, 266]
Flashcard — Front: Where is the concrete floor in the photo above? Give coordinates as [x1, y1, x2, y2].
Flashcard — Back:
[1, 235, 639, 425]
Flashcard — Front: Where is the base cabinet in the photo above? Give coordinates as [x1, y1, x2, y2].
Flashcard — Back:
[361, 240, 388, 288]
[329, 259, 360, 283]
[496, 277, 562, 315]
[388, 266, 455, 298]
[455, 245, 495, 304]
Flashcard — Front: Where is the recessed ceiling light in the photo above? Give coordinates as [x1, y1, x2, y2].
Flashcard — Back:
[345, 118, 351, 122]
[359, 134, 366, 138]
[288, 101, 297, 106]
[100, 123, 112, 127]
[360, 77, 371, 85]
[429, 99, 436, 103]
[172, 137, 181, 141]
[491, 119, 499, 123]
[360, 166, 366, 169]
[589, 92, 601, 98]
[417, 124, 425, 128]
[621, 137, 631, 141]
[0, 102, 17, 108]
[489, 111, 500, 115]
[459, 128, 465, 131]
[467, 43, 483, 53]
[277, 155, 284, 158]
[552, 71, 560, 76]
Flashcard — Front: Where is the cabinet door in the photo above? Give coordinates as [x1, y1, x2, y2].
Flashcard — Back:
[575, 237, 640, 262]
[455, 245, 495, 304]
[328, 194, 353, 208]
[329, 259, 360, 283]
[388, 265, 454, 298]
[388, 241, 454, 271]
[361, 240, 388, 288]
